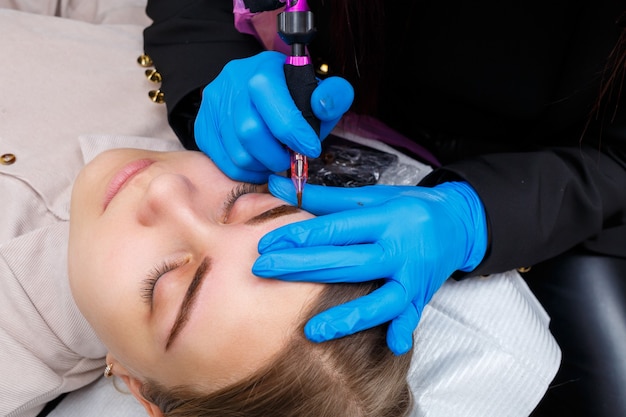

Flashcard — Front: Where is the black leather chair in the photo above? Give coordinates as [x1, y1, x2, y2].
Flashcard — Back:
[523, 250, 626, 417]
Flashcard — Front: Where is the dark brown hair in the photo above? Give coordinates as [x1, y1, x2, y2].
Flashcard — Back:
[589, 17, 626, 125]
[318, 0, 387, 115]
[140, 282, 414, 416]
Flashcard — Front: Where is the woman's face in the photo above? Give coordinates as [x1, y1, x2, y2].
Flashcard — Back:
[68, 148, 322, 390]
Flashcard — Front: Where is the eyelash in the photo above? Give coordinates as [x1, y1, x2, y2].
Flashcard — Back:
[227, 183, 258, 204]
[223, 183, 259, 220]
[141, 260, 178, 303]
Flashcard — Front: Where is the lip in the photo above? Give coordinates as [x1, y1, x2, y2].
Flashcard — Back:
[103, 158, 155, 210]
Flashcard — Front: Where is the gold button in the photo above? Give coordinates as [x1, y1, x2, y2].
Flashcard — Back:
[517, 266, 532, 273]
[1, 153, 16, 165]
[148, 89, 165, 104]
[145, 69, 162, 83]
[137, 54, 153, 67]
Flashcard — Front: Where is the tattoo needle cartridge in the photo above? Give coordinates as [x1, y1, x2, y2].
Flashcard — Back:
[277, 0, 320, 207]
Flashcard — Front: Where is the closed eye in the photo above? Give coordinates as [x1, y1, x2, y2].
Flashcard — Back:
[141, 260, 180, 307]
[221, 183, 264, 222]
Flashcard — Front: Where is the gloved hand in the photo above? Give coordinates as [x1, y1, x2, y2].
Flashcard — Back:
[194, 51, 354, 183]
[252, 176, 489, 355]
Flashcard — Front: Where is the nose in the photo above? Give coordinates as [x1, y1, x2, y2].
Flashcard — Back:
[137, 173, 204, 229]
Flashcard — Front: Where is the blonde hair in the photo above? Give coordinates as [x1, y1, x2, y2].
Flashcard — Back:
[141, 282, 414, 416]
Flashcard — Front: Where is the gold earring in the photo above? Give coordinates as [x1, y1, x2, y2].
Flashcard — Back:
[104, 363, 114, 378]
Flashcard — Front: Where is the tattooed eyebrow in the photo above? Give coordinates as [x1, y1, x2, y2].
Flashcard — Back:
[244, 204, 301, 225]
[165, 257, 210, 351]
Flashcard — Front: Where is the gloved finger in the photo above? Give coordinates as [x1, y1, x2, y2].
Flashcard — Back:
[320, 115, 343, 142]
[267, 175, 392, 215]
[386, 304, 420, 355]
[203, 130, 272, 183]
[220, 115, 270, 173]
[252, 243, 392, 281]
[315, 78, 352, 139]
[194, 96, 271, 183]
[194, 94, 271, 183]
[248, 57, 321, 157]
[304, 281, 408, 342]
[311, 77, 354, 121]
[234, 99, 291, 172]
[257, 204, 399, 252]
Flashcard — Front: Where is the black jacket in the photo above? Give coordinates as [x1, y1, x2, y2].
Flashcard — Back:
[143, 0, 626, 276]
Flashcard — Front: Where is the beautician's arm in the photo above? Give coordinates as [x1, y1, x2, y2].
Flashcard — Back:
[420, 137, 626, 277]
[143, 0, 263, 146]
[254, 104, 626, 355]
[144, 0, 353, 183]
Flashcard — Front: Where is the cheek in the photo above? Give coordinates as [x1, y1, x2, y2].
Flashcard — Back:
[69, 237, 155, 364]
[68, 238, 114, 321]
[69, 219, 143, 324]
[68, 221, 101, 317]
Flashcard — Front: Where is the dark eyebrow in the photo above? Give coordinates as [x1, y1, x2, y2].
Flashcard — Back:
[165, 257, 210, 350]
[244, 204, 301, 225]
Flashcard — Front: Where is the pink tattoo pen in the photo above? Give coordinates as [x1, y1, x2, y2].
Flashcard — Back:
[277, 0, 320, 208]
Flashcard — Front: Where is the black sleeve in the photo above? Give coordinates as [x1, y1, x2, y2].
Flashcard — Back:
[415, 0, 626, 277]
[420, 113, 626, 277]
[143, 0, 264, 148]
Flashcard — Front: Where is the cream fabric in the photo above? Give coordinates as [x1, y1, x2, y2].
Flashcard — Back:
[0, 8, 174, 152]
[0, 7, 176, 416]
[0, 0, 57, 15]
[0, 0, 150, 25]
[58, 0, 152, 25]
[0, 223, 104, 417]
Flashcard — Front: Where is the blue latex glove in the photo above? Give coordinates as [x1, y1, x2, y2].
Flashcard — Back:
[252, 176, 489, 355]
[194, 51, 354, 183]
